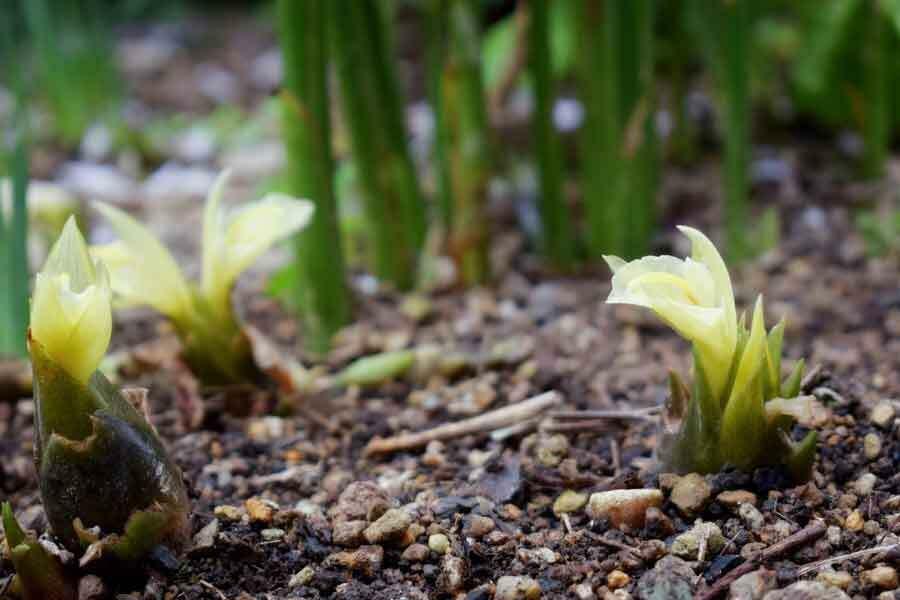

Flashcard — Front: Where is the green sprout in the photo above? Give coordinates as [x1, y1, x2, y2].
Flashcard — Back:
[605, 226, 816, 480]
[90, 170, 314, 383]
[28, 219, 190, 557]
[1, 503, 76, 600]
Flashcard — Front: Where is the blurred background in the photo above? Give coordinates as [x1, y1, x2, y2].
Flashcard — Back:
[1, 0, 898, 356]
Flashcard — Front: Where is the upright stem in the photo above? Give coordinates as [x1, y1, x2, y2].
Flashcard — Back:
[579, 0, 657, 259]
[429, 0, 492, 286]
[528, 0, 577, 267]
[719, 0, 750, 261]
[0, 20, 29, 359]
[277, 0, 350, 354]
[861, 0, 889, 179]
[331, 0, 426, 289]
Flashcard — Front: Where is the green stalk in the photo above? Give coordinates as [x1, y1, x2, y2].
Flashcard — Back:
[861, 0, 889, 179]
[0, 22, 29, 359]
[331, 0, 426, 289]
[428, 0, 492, 286]
[529, 0, 577, 267]
[718, 0, 751, 261]
[578, 0, 657, 259]
[277, 0, 350, 354]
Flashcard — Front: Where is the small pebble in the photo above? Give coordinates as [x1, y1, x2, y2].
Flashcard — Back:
[587, 489, 663, 529]
[429, 533, 450, 554]
[402, 543, 429, 562]
[289, 566, 315, 587]
[862, 566, 898, 590]
[363, 508, 412, 545]
[817, 570, 853, 589]
[845, 510, 865, 531]
[717, 490, 757, 509]
[440, 555, 467, 592]
[260, 528, 284, 541]
[739, 503, 765, 531]
[553, 490, 588, 515]
[466, 515, 495, 538]
[864, 433, 883, 460]
[871, 401, 896, 429]
[853, 473, 877, 497]
[213, 505, 243, 521]
[495, 575, 541, 600]
[245, 497, 277, 523]
[607, 570, 630, 589]
[670, 473, 712, 517]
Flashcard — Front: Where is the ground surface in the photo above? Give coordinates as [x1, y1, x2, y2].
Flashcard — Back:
[2, 11, 900, 600]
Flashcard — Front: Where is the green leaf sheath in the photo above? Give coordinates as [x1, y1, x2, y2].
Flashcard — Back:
[428, 0, 492, 285]
[277, 0, 351, 353]
[529, 0, 577, 267]
[331, 0, 426, 289]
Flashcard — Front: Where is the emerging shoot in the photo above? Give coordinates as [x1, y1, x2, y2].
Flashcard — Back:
[29, 219, 190, 557]
[91, 170, 314, 383]
[605, 226, 816, 479]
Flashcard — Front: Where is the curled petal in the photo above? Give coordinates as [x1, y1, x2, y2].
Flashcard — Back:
[92, 203, 193, 323]
[201, 172, 314, 315]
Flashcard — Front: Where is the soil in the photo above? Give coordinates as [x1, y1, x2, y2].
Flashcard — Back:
[2, 11, 900, 600]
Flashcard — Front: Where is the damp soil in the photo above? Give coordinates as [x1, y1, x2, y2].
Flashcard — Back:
[2, 11, 900, 600]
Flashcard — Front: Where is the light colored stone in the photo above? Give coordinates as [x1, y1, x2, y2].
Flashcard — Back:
[245, 497, 277, 523]
[428, 533, 450, 554]
[607, 570, 630, 590]
[671, 473, 712, 517]
[324, 545, 384, 577]
[729, 568, 776, 600]
[260, 528, 284, 541]
[762, 580, 850, 599]
[816, 570, 852, 589]
[864, 433, 883, 460]
[289, 566, 315, 587]
[871, 401, 896, 429]
[717, 490, 758, 509]
[466, 515, 495, 538]
[554, 490, 588, 515]
[401, 543, 429, 562]
[496, 576, 541, 600]
[853, 473, 877, 497]
[671, 521, 725, 560]
[333, 520, 368, 547]
[740, 503, 765, 531]
[441, 555, 466, 593]
[862, 566, 898, 590]
[213, 505, 243, 521]
[845, 510, 864, 531]
[363, 508, 412, 545]
[587, 489, 663, 529]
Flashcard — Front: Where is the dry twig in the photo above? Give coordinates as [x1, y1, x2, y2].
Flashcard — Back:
[796, 542, 900, 577]
[698, 520, 827, 600]
[364, 391, 562, 456]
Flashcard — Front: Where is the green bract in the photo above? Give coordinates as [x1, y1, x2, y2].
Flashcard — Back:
[606, 227, 816, 480]
[28, 221, 190, 559]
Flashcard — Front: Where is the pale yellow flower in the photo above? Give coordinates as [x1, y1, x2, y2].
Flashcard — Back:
[201, 170, 313, 317]
[92, 170, 313, 325]
[30, 218, 112, 383]
[604, 226, 738, 399]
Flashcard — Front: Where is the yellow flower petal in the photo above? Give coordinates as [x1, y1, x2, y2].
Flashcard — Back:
[201, 170, 313, 316]
[30, 219, 112, 383]
[92, 203, 193, 323]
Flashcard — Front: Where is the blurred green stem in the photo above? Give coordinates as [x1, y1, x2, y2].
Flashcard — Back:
[0, 22, 29, 359]
[578, 0, 657, 259]
[529, 0, 577, 267]
[862, 0, 889, 179]
[719, 0, 751, 261]
[277, 0, 350, 353]
[332, 0, 426, 289]
[428, 0, 492, 286]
